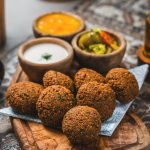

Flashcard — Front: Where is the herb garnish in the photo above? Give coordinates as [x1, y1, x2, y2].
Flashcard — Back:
[41, 53, 52, 61]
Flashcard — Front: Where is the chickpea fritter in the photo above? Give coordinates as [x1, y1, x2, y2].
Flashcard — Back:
[76, 81, 116, 122]
[62, 106, 101, 147]
[106, 68, 139, 103]
[74, 68, 106, 90]
[6, 81, 43, 115]
[43, 70, 74, 92]
[36, 85, 75, 128]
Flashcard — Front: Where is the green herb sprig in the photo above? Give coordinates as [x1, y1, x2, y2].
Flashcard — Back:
[41, 53, 52, 61]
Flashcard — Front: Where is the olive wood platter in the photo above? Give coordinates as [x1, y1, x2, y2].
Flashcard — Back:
[9, 64, 150, 150]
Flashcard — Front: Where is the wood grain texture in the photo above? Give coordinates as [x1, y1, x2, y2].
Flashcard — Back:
[9, 65, 150, 150]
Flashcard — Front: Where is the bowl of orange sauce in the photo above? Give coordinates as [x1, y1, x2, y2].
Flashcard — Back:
[33, 11, 86, 42]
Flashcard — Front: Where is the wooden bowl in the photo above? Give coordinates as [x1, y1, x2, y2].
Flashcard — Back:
[72, 29, 126, 73]
[18, 37, 74, 83]
[33, 11, 86, 42]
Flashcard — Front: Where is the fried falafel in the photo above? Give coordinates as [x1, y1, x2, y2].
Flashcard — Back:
[36, 85, 75, 128]
[74, 68, 106, 90]
[6, 81, 43, 115]
[106, 68, 139, 103]
[76, 81, 116, 122]
[43, 70, 74, 92]
[62, 106, 101, 146]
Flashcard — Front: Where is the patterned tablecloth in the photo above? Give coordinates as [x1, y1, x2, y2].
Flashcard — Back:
[0, 0, 150, 149]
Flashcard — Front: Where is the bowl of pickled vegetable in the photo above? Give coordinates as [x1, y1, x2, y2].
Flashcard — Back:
[72, 28, 126, 73]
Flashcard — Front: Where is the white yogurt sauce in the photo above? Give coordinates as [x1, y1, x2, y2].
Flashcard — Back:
[24, 43, 68, 64]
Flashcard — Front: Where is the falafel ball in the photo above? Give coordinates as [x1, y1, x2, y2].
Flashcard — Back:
[62, 106, 101, 146]
[74, 68, 106, 90]
[76, 81, 116, 122]
[106, 68, 139, 103]
[6, 81, 43, 115]
[36, 85, 75, 128]
[43, 70, 74, 92]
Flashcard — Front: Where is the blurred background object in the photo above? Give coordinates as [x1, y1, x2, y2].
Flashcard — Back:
[137, 11, 150, 82]
[144, 12, 150, 57]
[0, 60, 4, 85]
[0, 0, 5, 46]
[137, 11, 150, 61]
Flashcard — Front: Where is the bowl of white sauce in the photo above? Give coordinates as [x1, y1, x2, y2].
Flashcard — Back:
[18, 37, 74, 82]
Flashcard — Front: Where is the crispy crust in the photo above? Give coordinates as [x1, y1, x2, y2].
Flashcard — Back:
[43, 70, 74, 92]
[62, 106, 101, 145]
[106, 68, 139, 103]
[36, 85, 75, 128]
[6, 81, 43, 115]
[74, 68, 106, 90]
[76, 81, 116, 122]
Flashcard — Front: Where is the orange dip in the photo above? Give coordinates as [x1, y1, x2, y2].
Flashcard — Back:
[36, 13, 81, 36]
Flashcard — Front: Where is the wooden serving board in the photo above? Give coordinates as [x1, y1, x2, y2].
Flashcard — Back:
[9, 65, 150, 150]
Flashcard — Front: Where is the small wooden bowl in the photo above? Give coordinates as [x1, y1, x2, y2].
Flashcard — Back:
[72, 29, 126, 73]
[33, 11, 86, 42]
[18, 37, 74, 83]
